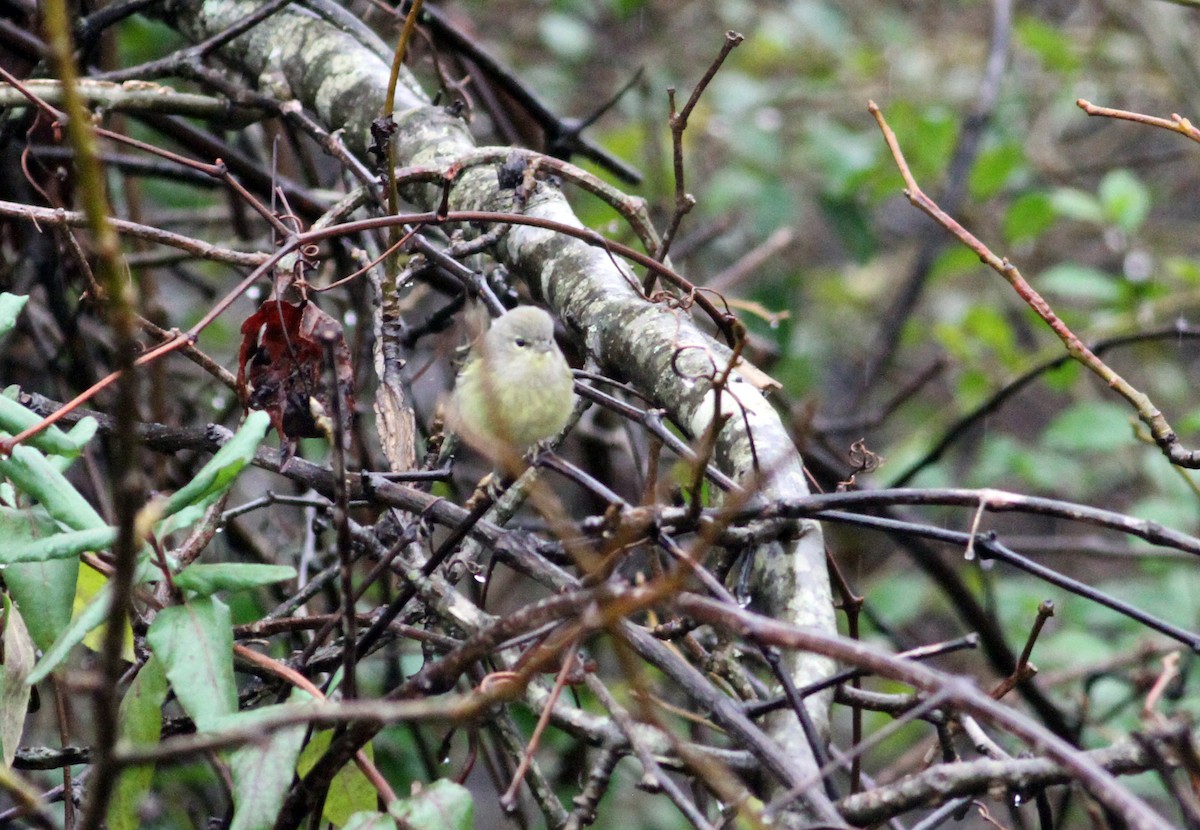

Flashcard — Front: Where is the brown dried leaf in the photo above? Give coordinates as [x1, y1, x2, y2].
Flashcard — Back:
[236, 300, 355, 464]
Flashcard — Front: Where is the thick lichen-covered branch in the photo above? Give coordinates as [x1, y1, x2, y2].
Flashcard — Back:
[157, 0, 837, 817]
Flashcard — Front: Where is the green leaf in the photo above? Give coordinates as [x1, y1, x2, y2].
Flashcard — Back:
[163, 411, 269, 519]
[954, 367, 992, 409]
[969, 141, 1024, 201]
[388, 780, 474, 830]
[0, 444, 106, 530]
[146, 596, 237, 732]
[65, 417, 99, 449]
[26, 558, 154, 684]
[28, 580, 116, 684]
[1003, 191, 1055, 246]
[1042, 400, 1135, 453]
[119, 658, 168, 745]
[1050, 188, 1104, 224]
[538, 11, 593, 61]
[0, 394, 96, 459]
[344, 814, 398, 830]
[0, 506, 78, 651]
[817, 193, 876, 263]
[108, 657, 168, 830]
[174, 564, 297, 597]
[1015, 15, 1081, 73]
[24, 546, 154, 686]
[904, 105, 958, 181]
[929, 245, 983, 282]
[963, 304, 1017, 363]
[0, 294, 27, 338]
[865, 572, 928, 628]
[156, 500, 211, 539]
[1098, 169, 1151, 234]
[229, 697, 310, 830]
[0, 595, 34, 766]
[298, 730, 375, 826]
[1165, 256, 1200, 286]
[1043, 359, 1081, 392]
[0, 526, 117, 565]
[803, 116, 879, 199]
[1038, 263, 1121, 303]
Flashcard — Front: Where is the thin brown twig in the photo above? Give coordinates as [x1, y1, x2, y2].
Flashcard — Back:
[1078, 98, 1200, 143]
[656, 30, 743, 266]
[1141, 652, 1181, 724]
[0, 199, 268, 265]
[499, 641, 580, 812]
[322, 331, 357, 701]
[1, 65, 294, 238]
[677, 593, 1174, 830]
[2, 204, 739, 454]
[231, 645, 396, 803]
[869, 99, 1200, 469]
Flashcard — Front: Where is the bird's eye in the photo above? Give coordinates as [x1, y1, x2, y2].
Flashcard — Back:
[514, 338, 527, 347]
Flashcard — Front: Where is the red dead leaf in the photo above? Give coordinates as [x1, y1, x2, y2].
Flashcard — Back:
[236, 300, 355, 464]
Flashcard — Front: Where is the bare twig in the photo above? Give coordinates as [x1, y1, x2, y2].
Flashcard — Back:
[656, 31, 743, 265]
[870, 99, 1200, 469]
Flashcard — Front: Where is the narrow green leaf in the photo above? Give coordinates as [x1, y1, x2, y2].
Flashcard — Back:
[27, 558, 155, 684]
[146, 596, 237, 732]
[344, 814, 398, 830]
[108, 656, 168, 830]
[0, 294, 27, 338]
[0, 506, 78, 651]
[1038, 263, 1121, 303]
[155, 500, 207, 538]
[174, 564, 297, 597]
[388, 780, 474, 830]
[968, 141, 1023, 201]
[298, 730, 375, 826]
[28, 581, 113, 685]
[1003, 191, 1055, 246]
[1042, 400, 1134, 453]
[0, 444, 105, 530]
[163, 411, 270, 519]
[1050, 188, 1104, 224]
[1015, 15, 1081, 73]
[64, 417, 99, 449]
[0, 526, 116, 565]
[0, 596, 34, 767]
[0, 395, 96, 459]
[1098, 169, 1151, 234]
[228, 697, 310, 830]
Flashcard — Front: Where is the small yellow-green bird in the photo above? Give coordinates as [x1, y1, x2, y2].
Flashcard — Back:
[447, 306, 576, 469]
